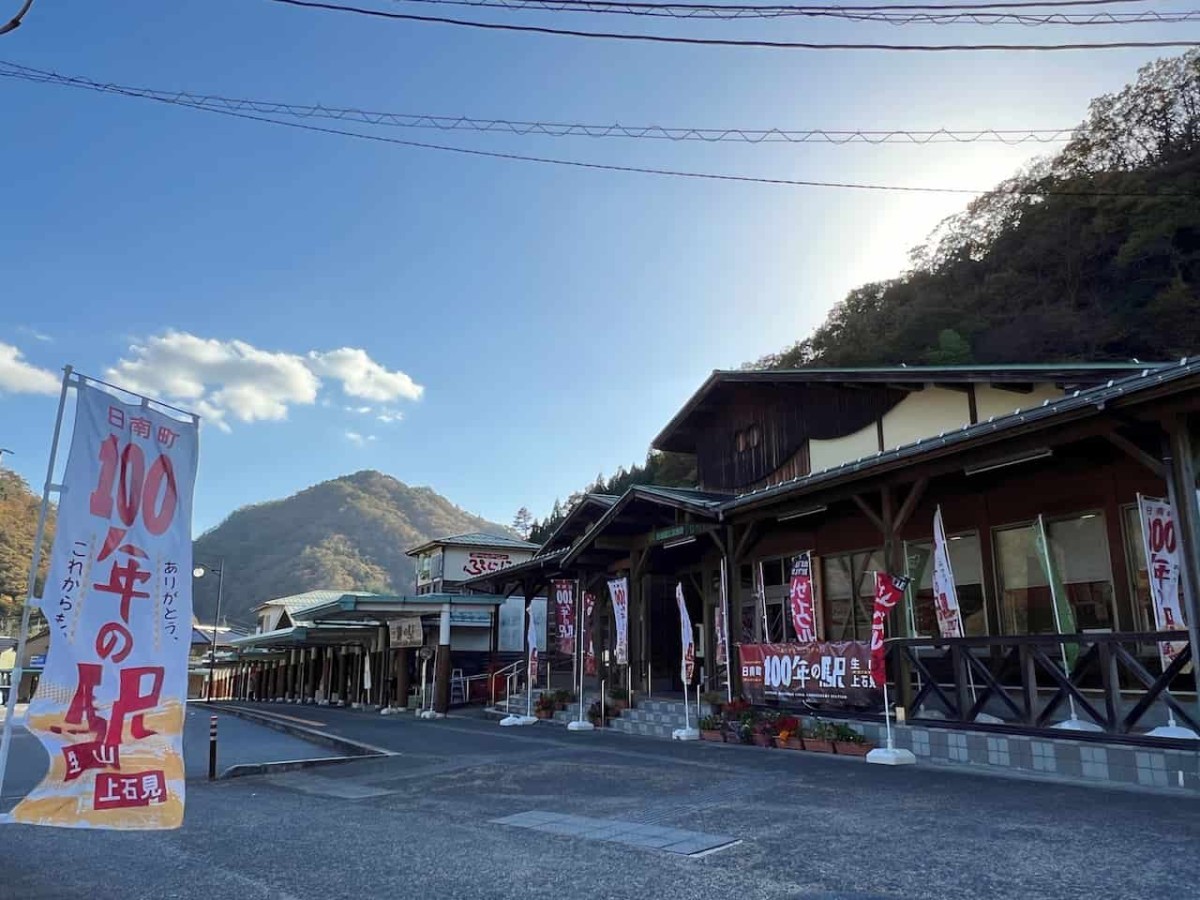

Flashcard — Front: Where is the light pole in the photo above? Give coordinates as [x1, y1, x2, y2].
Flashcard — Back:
[193, 560, 225, 702]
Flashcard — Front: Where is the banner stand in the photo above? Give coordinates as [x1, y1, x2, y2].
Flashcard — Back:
[867, 677, 915, 766]
[568, 582, 594, 732]
[0, 367, 72, 815]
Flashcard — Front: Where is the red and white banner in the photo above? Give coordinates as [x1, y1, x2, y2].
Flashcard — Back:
[527, 607, 539, 686]
[788, 552, 817, 642]
[551, 579, 576, 657]
[675, 583, 695, 686]
[870, 571, 911, 688]
[13, 382, 198, 829]
[608, 577, 629, 666]
[583, 592, 597, 676]
[739, 642, 879, 706]
[932, 507, 965, 639]
[1138, 495, 1188, 669]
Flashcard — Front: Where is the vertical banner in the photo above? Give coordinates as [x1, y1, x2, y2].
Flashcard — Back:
[931, 507, 965, 639]
[583, 592, 597, 676]
[527, 607, 539, 687]
[715, 560, 729, 668]
[608, 577, 629, 666]
[675, 583, 695, 686]
[13, 382, 198, 829]
[1034, 514, 1079, 668]
[551, 579, 576, 657]
[788, 552, 817, 642]
[869, 571, 911, 688]
[1138, 495, 1188, 669]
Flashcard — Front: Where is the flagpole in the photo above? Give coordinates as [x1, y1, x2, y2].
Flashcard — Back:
[1038, 514, 1081, 724]
[757, 560, 769, 643]
[0, 366, 73, 804]
[720, 557, 732, 703]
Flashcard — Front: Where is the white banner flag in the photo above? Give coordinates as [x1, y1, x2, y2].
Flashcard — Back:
[12, 382, 198, 829]
[931, 506, 965, 639]
[608, 577, 629, 666]
[1138, 495, 1188, 670]
[675, 582, 695, 686]
[527, 608, 539, 686]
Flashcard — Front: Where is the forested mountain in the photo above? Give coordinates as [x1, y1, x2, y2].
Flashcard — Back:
[533, 53, 1200, 538]
[753, 51, 1200, 369]
[0, 470, 55, 629]
[192, 471, 513, 626]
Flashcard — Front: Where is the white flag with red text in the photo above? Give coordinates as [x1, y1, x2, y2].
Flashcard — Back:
[675, 582, 695, 686]
[1138, 495, 1188, 670]
[932, 507, 965, 639]
[608, 577, 629, 665]
[12, 381, 198, 829]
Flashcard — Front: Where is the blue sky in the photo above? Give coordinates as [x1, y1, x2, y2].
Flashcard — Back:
[0, 1, 1183, 533]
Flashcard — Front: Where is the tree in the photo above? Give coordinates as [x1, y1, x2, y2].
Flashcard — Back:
[512, 506, 533, 540]
[0, 469, 55, 624]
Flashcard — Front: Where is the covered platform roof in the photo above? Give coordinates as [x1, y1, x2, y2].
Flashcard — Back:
[300, 591, 509, 624]
[405, 531, 540, 557]
[229, 623, 384, 649]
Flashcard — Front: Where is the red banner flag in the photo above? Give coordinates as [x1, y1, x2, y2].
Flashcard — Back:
[582, 592, 597, 676]
[870, 571, 912, 687]
[552, 579, 576, 657]
[788, 552, 817, 642]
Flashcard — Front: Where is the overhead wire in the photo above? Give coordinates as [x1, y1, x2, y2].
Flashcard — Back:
[2, 60, 1195, 199]
[0, 60, 1078, 145]
[264, 0, 1200, 51]
[386, 0, 1200, 26]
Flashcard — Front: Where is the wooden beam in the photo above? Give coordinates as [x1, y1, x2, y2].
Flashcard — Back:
[707, 528, 726, 555]
[733, 520, 759, 563]
[991, 382, 1034, 394]
[894, 477, 930, 532]
[595, 537, 636, 551]
[1105, 431, 1166, 478]
[851, 493, 886, 533]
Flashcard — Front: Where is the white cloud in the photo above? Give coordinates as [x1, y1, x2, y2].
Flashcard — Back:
[344, 430, 377, 447]
[18, 326, 52, 343]
[309, 348, 423, 403]
[0, 342, 59, 395]
[104, 332, 422, 432]
[376, 409, 403, 424]
[107, 332, 319, 432]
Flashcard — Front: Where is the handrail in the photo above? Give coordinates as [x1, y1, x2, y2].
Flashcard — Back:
[490, 659, 525, 708]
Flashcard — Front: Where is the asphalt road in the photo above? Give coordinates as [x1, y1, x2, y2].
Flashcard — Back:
[2, 705, 1197, 900]
[0, 702, 330, 806]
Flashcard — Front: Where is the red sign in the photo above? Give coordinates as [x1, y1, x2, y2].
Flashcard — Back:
[552, 579, 576, 656]
[870, 572, 911, 687]
[583, 592, 597, 676]
[462, 551, 513, 577]
[788, 552, 816, 642]
[739, 642, 879, 707]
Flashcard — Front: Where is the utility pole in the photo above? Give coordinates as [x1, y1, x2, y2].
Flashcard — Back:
[0, 1, 34, 37]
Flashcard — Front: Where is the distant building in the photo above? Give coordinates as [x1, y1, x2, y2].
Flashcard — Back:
[405, 532, 539, 595]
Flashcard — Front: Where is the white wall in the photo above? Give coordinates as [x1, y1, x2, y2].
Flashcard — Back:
[975, 383, 1064, 421]
[809, 423, 881, 473]
[880, 387, 971, 450]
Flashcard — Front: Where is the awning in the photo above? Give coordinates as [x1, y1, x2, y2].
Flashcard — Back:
[301, 591, 509, 624]
[228, 623, 379, 649]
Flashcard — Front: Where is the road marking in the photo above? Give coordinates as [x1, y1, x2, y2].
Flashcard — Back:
[245, 710, 326, 727]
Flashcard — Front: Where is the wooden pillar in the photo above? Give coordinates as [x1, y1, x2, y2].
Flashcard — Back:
[395, 646, 411, 710]
[433, 603, 452, 715]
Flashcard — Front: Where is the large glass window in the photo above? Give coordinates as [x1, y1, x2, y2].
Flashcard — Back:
[739, 557, 799, 641]
[821, 549, 885, 641]
[995, 513, 1115, 634]
[905, 533, 989, 636]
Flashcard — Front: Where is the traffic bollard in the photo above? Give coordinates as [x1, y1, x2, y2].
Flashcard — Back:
[208, 715, 218, 780]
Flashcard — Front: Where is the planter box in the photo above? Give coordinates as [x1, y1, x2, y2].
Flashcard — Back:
[774, 737, 805, 750]
[834, 742, 874, 757]
[803, 738, 835, 753]
[751, 734, 774, 748]
[700, 729, 725, 743]
[535, 711, 555, 720]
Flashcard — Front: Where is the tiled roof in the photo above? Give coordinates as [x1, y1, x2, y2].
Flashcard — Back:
[405, 531, 539, 556]
[254, 590, 381, 617]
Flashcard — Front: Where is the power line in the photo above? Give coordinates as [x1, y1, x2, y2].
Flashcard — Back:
[0, 61, 1078, 145]
[2, 60, 1193, 200]
[388, 0, 1200, 26]
[266, 0, 1200, 51]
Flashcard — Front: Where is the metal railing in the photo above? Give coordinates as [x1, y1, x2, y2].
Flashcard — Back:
[490, 659, 525, 709]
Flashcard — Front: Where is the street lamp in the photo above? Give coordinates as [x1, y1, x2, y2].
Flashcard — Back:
[193, 560, 225, 702]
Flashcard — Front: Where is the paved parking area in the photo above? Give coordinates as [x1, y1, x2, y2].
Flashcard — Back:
[2, 706, 1199, 899]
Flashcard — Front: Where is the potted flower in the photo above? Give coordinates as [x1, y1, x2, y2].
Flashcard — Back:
[751, 719, 776, 748]
[587, 700, 607, 727]
[773, 716, 804, 750]
[831, 723, 874, 756]
[553, 689, 575, 711]
[699, 714, 724, 742]
[534, 693, 557, 720]
[803, 720, 836, 753]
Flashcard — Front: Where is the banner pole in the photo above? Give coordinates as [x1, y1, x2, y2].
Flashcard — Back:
[720, 557, 732, 702]
[882, 678, 894, 750]
[0, 365, 73, 803]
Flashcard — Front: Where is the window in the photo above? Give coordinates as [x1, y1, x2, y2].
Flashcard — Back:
[734, 424, 762, 454]
[739, 555, 810, 641]
[994, 513, 1115, 634]
[904, 533, 989, 636]
[821, 549, 885, 641]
